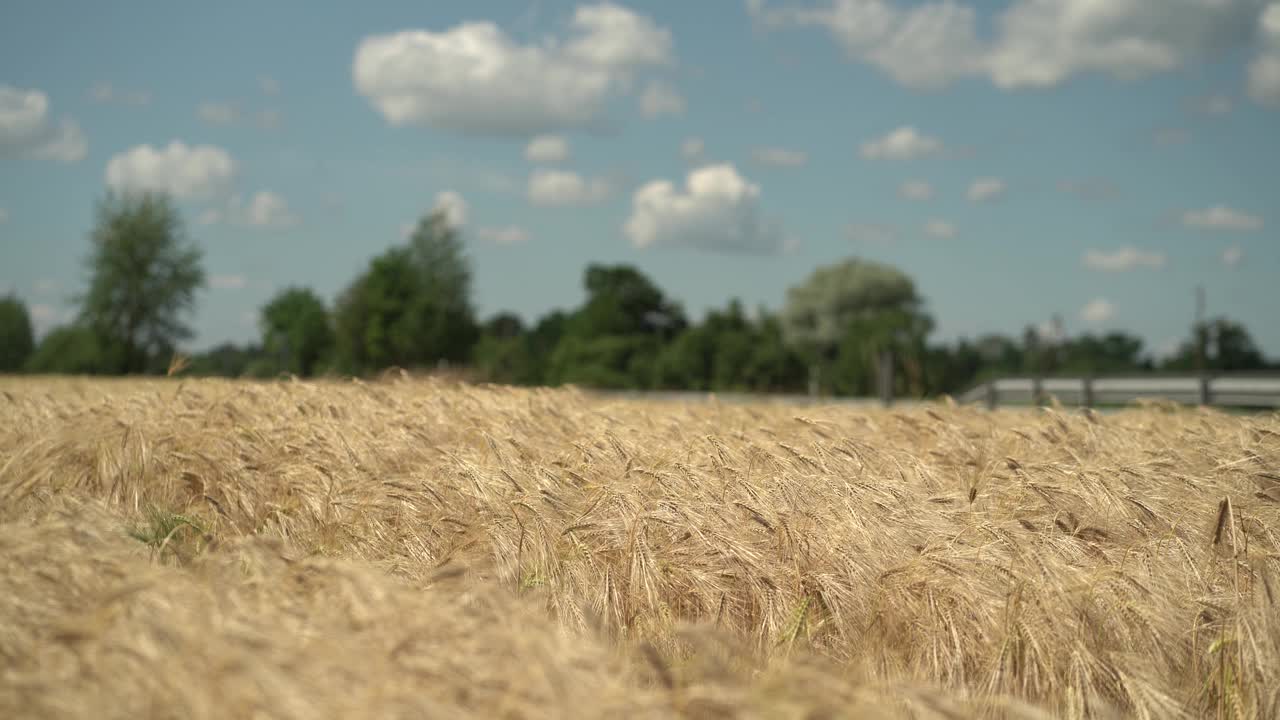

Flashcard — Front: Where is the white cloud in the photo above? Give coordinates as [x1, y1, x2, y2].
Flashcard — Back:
[1080, 298, 1115, 325]
[639, 80, 685, 117]
[198, 101, 241, 126]
[922, 219, 956, 239]
[202, 191, 299, 229]
[844, 223, 898, 244]
[1249, 4, 1280, 106]
[1182, 204, 1264, 231]
[259, 75, 281, 96]
[681, 137, 705, 162]
[245, 191, 298, 228]
[29, 303, 57, 331]
[1222, 244, 1245, 266]
[0, 85, 88, 163]
[752, 0, 1269, 92]
[525, 135, 570, 163]
[625, 163, 787, 254]
[1153, 127, 1191, 146]
[257, 109, 283, 130]
[898, 179, 933, 200]
[1083, 246, 1166, 272]
[860, 126, 943, 160]
[1058, 178, 1120, 202]
[1195, 94, 1234, 116]
[210, 274, 248, 290]
[751, 146, 808, 167]
[966, 177, 1006, 202]
[432, 190, 468, 228]
[105, 142, 237, 199]
[477, 225, 530, 244]
[90, 82, 150, 106]
[352, 3, 675, 135]
[527, 169, 612, 206]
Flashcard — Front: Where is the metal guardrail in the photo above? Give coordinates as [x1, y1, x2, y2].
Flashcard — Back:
[958, 375, 1280, 409]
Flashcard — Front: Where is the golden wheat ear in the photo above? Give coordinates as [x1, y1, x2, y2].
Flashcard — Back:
[166, 353, 190, 377]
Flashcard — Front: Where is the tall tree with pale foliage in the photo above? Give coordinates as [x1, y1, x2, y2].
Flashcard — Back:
[78, 192, 206, 374]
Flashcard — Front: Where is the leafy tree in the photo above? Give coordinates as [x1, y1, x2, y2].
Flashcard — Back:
[25, 325, 107, 374]
[474, 313, 540, 385]
[260, 287, 334, 377]
[781, 258, 931, 395]
[78, 192, 205, 374]
[1060, 332, 1149, 374]
[0, 294, 35, 372]
[1163, 318, 1267, 372]
[333, 210, 478, 375]
[548, 264, 685, 388]
[186, 342, 268, 377]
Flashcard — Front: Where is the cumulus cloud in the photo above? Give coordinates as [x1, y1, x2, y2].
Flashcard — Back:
[639, 80, 686, 117]
[1222, 244, 1245, 266]
[90, 82, 150, 106]
[525, 135, 570, 163]
[353, 3, 674, 135]
[105, 142, 237, 199]
[1182, 204, 1264, 231]
[1080, 298, 1115, 325]
[477, 225, 530, 244]
[922, 219, 956, 239]
[198, 102, 241, 126]
[259, 75, 281, 96]
[202, 191, 299, 229]
[210, 274, 248, 290]
[0, 85, 88, 163]
[1153, 128, 1191, 146]
[681, 137, 705, 162]
[527, 169, 612, 206]
[860, 126, 943, 160]
[1249, 3, 1280, 106]
[967, 177, 1006, 202]
[1058, 178, 1121, 202]
[432, 190, 468, 228]
[751, 146, 808, 167]
[898, 179, 933, 200]
[625, 163, 787, 254]
[844, 223, 898, 244]
[751, 0, 1269, 92]
[1083, 246, 1166, 272]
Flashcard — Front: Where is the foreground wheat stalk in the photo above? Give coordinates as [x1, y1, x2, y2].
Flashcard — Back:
[1, 376, 1277, 719]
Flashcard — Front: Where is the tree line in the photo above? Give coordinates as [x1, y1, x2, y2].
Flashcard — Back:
[1, 192, 1274, 396]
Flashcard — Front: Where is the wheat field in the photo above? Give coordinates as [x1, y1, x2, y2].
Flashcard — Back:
[1, 375, 1277, 719]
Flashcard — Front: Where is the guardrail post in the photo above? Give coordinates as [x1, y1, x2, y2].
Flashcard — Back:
[985, 381, 997, 410]
[878, 349, 894, 407]
[1082, 375, 1094, 408]
[1199, 373, 1211, 406]
[1032, 375, 1043, 407]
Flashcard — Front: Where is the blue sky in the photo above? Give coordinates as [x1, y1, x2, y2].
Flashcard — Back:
[2, 0, 1278, 357]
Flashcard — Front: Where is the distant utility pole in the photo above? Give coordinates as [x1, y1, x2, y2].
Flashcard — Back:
[1194, 285, 1206, 373]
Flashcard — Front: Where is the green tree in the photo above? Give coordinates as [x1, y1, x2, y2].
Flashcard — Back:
[781, 258, 931, 395]
[186, 342, 268, 377]
[0, 294, 35, 372]
[333, 213, 478, 375]
[260, 287, 334, 376]
[1163, 318, 1267, 372]
[25, 325, 107, 374]
[547, 264, 685, 388]
[474, 313, 539, 385]
[78, 192, 206, 374]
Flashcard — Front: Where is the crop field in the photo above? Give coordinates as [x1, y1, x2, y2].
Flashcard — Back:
[1, 376, 1278, 719]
